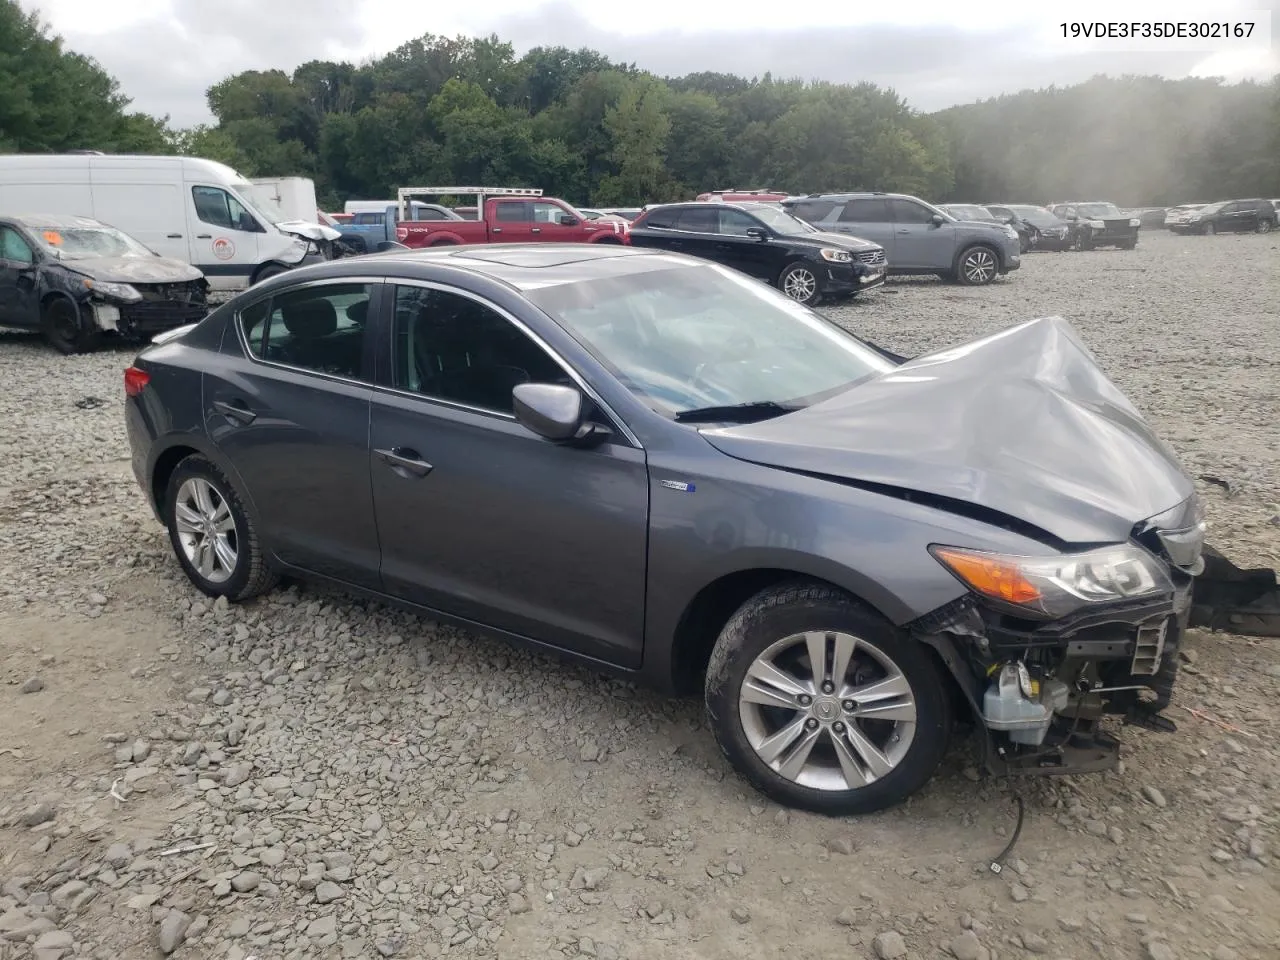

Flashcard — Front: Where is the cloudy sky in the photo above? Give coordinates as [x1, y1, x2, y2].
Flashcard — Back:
[26, 0, 1280, 126]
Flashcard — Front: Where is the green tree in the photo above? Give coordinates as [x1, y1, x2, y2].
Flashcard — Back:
[594, 79, 673, 205]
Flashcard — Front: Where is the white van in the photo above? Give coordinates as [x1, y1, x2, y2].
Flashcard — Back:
[0, 154, 331, 291]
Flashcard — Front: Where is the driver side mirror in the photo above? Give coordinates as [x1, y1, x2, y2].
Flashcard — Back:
[745, 227, 768, 240]
[513, 383, 609, 446]
[559, 214, 578, 226]
[930, 214, 945, 225]
[1065, 214, 1078, 221]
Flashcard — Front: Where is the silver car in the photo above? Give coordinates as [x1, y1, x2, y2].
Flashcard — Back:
[784, 192, 1021, 285]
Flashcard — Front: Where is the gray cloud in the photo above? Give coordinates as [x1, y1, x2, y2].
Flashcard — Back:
[34, 0, 1278, 127]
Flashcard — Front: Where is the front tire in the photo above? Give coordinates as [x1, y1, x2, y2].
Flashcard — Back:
[164, 456, 277, 601]
[41, 298, 100, 354]
[1204, 222, 1216, 236]
[705, 581, 950, 816]
[1257, 219, 1273, 234]
[778, 262, 822, 305]
[954, 245, 999, 285]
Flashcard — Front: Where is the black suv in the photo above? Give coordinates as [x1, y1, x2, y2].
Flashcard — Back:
[627, 202, 886, 305]
[1170, 198, 1278, 235]
[1047, 202, 1140, 250]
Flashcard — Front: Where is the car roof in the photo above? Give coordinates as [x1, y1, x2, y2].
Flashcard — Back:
[314, 243, 703, 292]
[4, 213, 107, 229]
[786, 192, 911, 201]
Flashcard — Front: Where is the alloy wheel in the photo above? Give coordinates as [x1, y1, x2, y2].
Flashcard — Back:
[738, 630, 917, 791]
[173, 477, 238, 584]
[782, 267, 817, 302]
[962, 249, 996, 283]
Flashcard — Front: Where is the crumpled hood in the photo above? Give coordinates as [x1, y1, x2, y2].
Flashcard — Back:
[792, 230, 881, 252]
[277, 220, 343, 242]
[66, 256, 204, 284]
[702, 316, 1194, 545]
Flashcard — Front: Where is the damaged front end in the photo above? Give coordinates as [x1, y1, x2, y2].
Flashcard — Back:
[80, 276, 210, 339]
[914, 498, 1279, 779]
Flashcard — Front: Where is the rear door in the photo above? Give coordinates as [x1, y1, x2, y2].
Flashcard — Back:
[185, 183, 264, 289]
[670, 206, 722, 262]
[204, 277, 383, 589]
[366, 281, 649, 666]
[827, 199, 895, 259]
[488, 200, 533, 242]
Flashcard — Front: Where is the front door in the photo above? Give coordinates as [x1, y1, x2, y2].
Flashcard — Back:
[186, 184, 264, 290]
[203, 279, 383, 589]
[528, 200, 591, 242]
[714, 207, 781, 280]
[0, 226, 39, 328]
[888, 197, 953, 270]
[368, 281, 650, 667]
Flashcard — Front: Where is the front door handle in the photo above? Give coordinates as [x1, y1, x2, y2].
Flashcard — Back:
[530, 227, 541, 234]
[212, 399, 257, 425]
[375, 447, 433, 479]
[167, 233, 183, 239]
[196, 233, 212, 239]
[896, 229, 910, 234]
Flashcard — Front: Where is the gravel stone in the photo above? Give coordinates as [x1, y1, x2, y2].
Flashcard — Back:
[20, 676, 45, 693]
[873, 931, 907, 959]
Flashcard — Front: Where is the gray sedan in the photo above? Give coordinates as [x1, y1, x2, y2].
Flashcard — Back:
[124, 244, 1204, 815]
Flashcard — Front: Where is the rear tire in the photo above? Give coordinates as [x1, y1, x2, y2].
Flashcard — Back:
[252, 264, 289, 285]
[1204, 222, 1216, 236]
[705, 581, 950, 815]
[164, 455, 278, 601]
[778, 262, 822, 305]
[1257, 219, 1273, 234]
[41, 297, 100, 354]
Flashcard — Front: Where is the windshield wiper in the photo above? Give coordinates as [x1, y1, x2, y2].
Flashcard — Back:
[674, 400, 799, 424]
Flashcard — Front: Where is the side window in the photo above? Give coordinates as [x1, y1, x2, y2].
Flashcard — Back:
[791, 200, 838, 222]
[192, 186, 264, 233]
[391, 285, 567, 414]
[641, 208, 677, 229]
[0, 227, 34, 264]
[718, 209, 760, 236]
[838, 199, 890, 223]
[674, 207, 719, 233]
[242, 283, 373, 379]
[494, 202, 529, 223]
[888, 199, 937, 224]
[532, 202, 570, 224]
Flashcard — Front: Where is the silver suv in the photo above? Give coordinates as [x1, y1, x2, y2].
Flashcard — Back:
[783, 192, 1021, 285]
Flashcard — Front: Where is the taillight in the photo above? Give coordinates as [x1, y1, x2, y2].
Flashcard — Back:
[124, 366, 150, 397]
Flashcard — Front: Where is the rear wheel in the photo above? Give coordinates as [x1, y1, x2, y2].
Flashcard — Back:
[1257, 219, 1273, 234]
[778, 262, 822, 305]
[164, 455, 277, 601]
[41, 297, 100, 354]
[1204, 222, 1216, 236]
[252, 264, 288, 285]
[955, 245, 999, 285]
[705, 581, 950, 815]
[1119, 239, 1137, 250]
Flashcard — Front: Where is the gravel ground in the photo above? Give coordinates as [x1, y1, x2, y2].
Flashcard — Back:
[0, 229, 1277, 960]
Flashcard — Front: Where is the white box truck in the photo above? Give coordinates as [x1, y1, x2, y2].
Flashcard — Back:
[0, 154, 337, 291]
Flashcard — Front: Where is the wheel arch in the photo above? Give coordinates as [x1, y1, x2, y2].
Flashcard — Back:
[667, 567, 902, 696]
[952, 240, 1001, 273]
[148, 436, 259, 527]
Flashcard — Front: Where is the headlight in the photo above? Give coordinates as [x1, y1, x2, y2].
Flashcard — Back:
[929, 543, 1172, 619]
[1087, 219, 1106, 229]
[1188, 215, 1201, 221]
[1129, 218, 1141, 227]
[83, 278, 142, 302]
[819, 248, 853, 263]
[1002, 225, 1018, 239]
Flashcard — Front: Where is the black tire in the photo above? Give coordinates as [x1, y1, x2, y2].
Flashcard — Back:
[1018, 235, 1030, 254]
[1204, 222, 1216, 236]
[1074, 232, 1094, 251]
[1257, 219, 1273, 234]
[164, 455, 278, 601]
[40, 297, 100, 354]
[778, 262, 822, 305]
[252, 264, 289, 285]
[429, 238, 459, 247]
[1119, 240, 1137, 250]
[954, 245, 999, 285]
[705, 581, 951, 816]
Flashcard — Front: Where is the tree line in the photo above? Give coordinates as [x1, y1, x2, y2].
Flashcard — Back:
[2, 1, 1277, 210]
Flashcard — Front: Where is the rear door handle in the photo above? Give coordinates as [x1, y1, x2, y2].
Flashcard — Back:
[212, 399, 257, 425]
[530, 227, 541, 234]
[491, 227, 502, 234]
[167, 233, 182, 239]
[375, 447, 433, 479]
[896, 229, 910, 234]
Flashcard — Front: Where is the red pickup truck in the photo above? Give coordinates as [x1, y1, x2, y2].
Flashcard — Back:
[393, 187, 628, 248]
